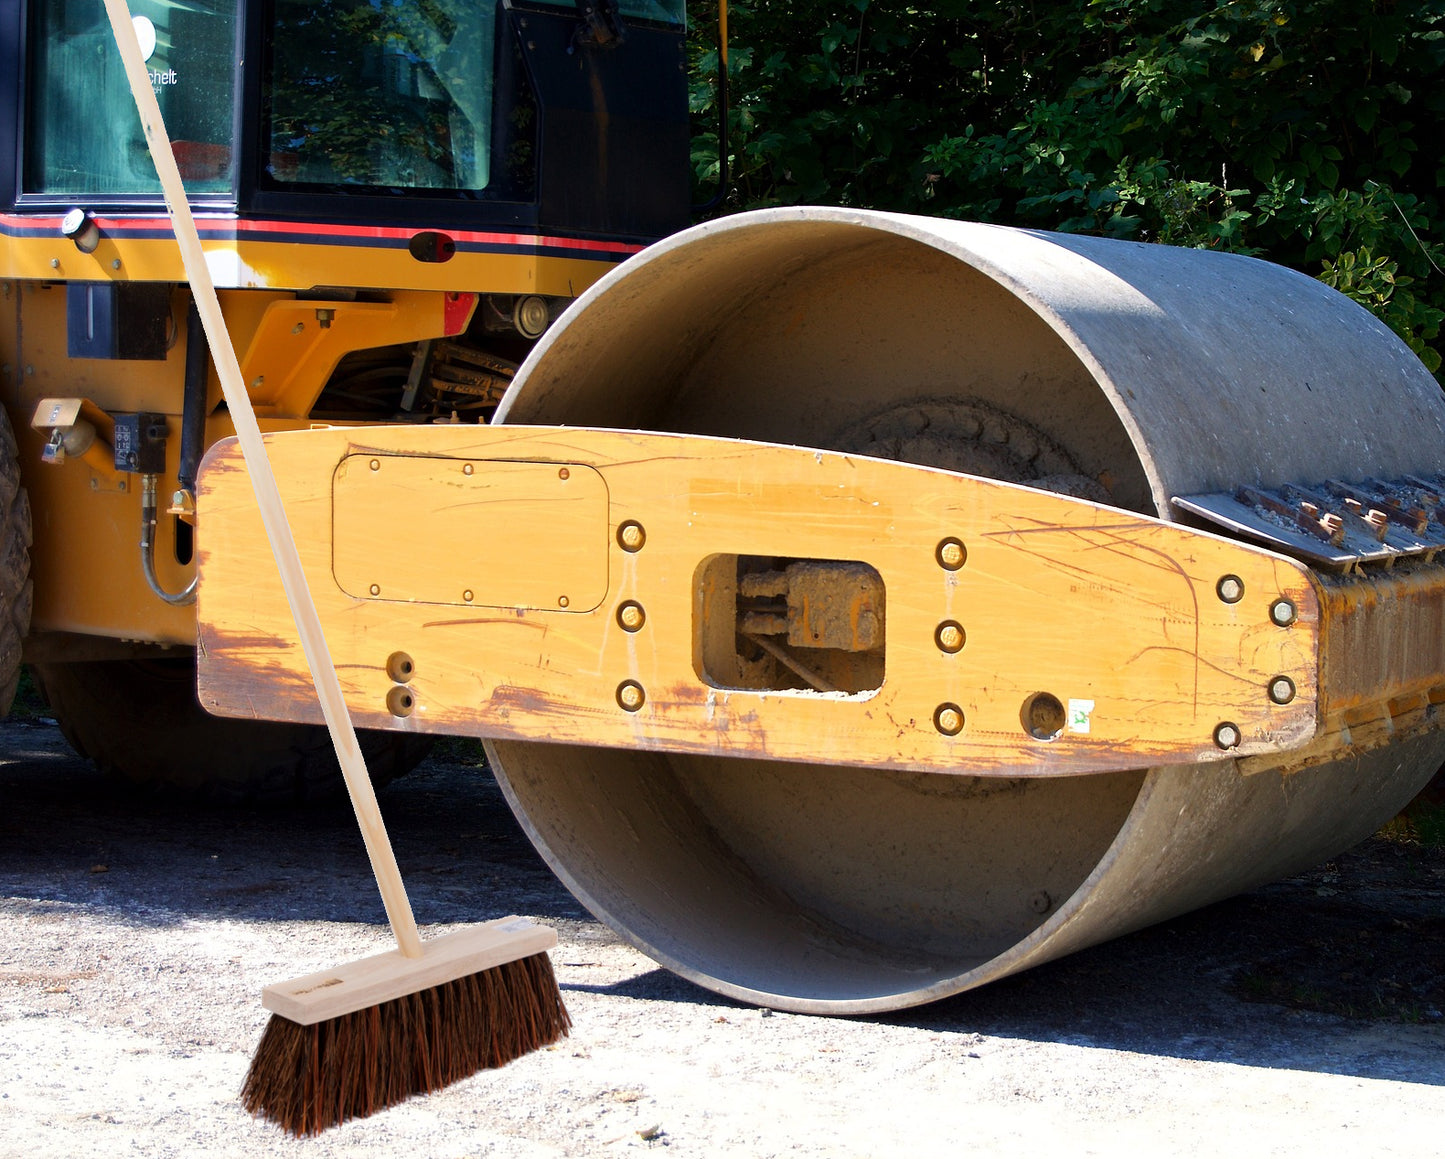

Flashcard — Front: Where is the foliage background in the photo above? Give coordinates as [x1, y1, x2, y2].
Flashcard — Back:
[688, 0, 1445, 374]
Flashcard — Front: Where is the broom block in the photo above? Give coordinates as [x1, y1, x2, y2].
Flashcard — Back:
[262, 918, 557, 1025]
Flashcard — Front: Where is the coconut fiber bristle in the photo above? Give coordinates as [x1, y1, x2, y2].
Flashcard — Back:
[240, 952, 570, 1135]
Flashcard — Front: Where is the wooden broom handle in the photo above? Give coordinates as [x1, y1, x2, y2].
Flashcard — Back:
[102, 0, 424, 959]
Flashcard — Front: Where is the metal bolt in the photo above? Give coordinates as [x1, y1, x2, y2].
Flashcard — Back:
[1268, 676, 1297, 705]
[1269, 599, 1298, 627]
[1029, 890, 1053, 915]
[936, 622, 965, 653]
[463, 589, 474, 602]
[1216, 575, 1244, 604]
[558, 467, 570, 481]
[618, 602, 646, 632]
[936, 538, 967, 571]
[1214, 722, 1242, 750]
[463, 463, 474, 476]
[369, 458, 380, 471]
[618, 521, 646, 552]
[558, 595, 570, 608]
[617, 680, 646, 712]
[49, 258, 59, 269]
[111, 259, 121, 270]
[369, 583, 381, 596]
[292, 322, 305, 334]
[934, 703, 965, 736]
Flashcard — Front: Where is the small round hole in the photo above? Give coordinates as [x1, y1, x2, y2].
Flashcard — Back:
[1022, 693, 1066, 741]
[386, 652, 415, 683]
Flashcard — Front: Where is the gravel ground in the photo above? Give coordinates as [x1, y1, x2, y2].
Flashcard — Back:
[2, 718, 1443, 1158]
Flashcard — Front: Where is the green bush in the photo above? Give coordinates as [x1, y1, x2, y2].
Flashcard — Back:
[690, 0, 1445, 374]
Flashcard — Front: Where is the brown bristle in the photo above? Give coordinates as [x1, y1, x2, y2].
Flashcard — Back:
[240, 952, 570, 1135]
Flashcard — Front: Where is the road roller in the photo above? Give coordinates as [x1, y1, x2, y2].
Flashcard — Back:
[6, 0, 1444, 1014]
[196, 207, 1445, 1014]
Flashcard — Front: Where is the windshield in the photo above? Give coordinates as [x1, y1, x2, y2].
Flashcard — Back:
[266, 0, 497, 192]
[24, 0, 238, 196]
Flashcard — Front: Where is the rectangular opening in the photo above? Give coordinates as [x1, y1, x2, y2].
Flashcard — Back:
[695, 554, 885, 694]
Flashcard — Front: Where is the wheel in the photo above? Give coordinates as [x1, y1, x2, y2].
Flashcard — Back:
[34, 655, 431, 804]
[0, 407, 33, 716]
[487, 207, 1445, 1013]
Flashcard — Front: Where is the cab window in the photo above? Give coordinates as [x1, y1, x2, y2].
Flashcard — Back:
[266, 0, 496, 193]
[24, 0, 238, 196]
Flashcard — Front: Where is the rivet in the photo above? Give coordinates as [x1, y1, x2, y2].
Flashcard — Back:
[1268, 675, 1296, 705]
[934, 703, 965, 736]
[618, 521, 646, 552]
[558, 467, 570, 481]
[1029, 890, 1053, 915]
[936, 621, 965, 653]
[111, 259, 121, 270]
[617, 680, 646, 712]
[463, 589, 474, 602]
[1269, 599, 1298, 627]
[292, 322, 305, 334]
[386, 652, 415, 683]
[369, 583, 381, 596]
[1216, 575, 1244, 604]
[1214, 722, 1242, 750]
[558, 595, 570, 608]
[936, 538, 966, 571]
[463, 463, 474, 476]
[618, 602, 646, 631]
[369, 458, 380, 471]
[49, 258, 59, 269]
[386, 686, 415, 718]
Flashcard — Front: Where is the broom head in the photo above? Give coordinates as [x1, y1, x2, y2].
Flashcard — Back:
[241, 917, 570, 1134]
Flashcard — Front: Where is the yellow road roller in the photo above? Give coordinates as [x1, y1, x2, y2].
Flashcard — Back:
[197, 207, 1445, 1013]
[4, 0, 1444, 1013]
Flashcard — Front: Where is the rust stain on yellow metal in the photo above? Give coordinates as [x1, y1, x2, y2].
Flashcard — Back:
[196, 425, 1326, 777]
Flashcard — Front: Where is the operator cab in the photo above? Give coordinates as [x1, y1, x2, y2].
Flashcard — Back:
[3, 0, 691, 255]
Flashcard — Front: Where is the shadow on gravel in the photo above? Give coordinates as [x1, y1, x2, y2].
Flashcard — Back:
[3, 720, 1442, 1090]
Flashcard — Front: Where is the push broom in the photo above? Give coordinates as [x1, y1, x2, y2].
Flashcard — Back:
[100, 0, 570, 1133]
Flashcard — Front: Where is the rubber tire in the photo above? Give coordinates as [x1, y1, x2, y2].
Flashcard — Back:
[33, 656, 432, 804]
[0, 407, 33, 716]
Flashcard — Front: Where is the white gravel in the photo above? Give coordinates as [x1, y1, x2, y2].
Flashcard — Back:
[2, 721, 1443, 1157]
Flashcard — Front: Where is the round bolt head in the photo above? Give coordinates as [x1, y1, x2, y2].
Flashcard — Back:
[936, 538, 967, 571]
[936, 621, 966, 653]
[558, 594, 570, 608]
[934, 703, 965, 736]
[463, 463, 474, 475]
[1216, 575, 1245, 604]
[369, 583, 381, 596]
[369, 458, 380, 471]
[618, 602, 646, 632]
[386, 651, 415, 683]
[558, 467, 570, 481]
[1029, 890, 1053, 915]
[1214, 722, 1242, 750]
[1269, 599, 1298, 627]
[1268, 675, 1297, 705]
[618, 521, 646, 552]
[463, 589, 474, 603]
[617, 680, 646, 712]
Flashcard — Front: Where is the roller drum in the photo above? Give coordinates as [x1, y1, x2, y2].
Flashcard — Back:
[488, 208, 1445, 1013]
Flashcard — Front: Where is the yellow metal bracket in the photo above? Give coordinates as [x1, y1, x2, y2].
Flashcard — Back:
[196, 425, 1331, 777]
